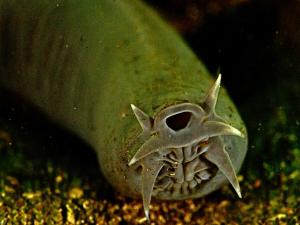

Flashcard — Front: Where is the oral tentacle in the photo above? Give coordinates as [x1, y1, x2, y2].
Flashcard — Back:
[202, 121, 245, 138]
[203, 139, 242, 198]
[128, 136, 163, 165]
[203, 74, 221, 114]
[141, 158, 165, 221]
[129, 119, 243, 165]
[130, 104, 152, 134]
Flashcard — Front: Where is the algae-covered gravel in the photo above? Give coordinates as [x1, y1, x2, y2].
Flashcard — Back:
[0, 0, 300, 224]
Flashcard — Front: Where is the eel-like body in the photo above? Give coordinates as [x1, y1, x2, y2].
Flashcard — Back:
[0, 0, 248, 218]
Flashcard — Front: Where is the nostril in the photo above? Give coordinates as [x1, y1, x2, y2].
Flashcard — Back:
[166, 112, 192, 131]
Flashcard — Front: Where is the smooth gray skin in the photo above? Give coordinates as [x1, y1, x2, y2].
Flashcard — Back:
[0, 0, 248, 219]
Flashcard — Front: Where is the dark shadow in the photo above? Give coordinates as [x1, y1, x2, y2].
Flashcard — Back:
[0, 90, 114, 200]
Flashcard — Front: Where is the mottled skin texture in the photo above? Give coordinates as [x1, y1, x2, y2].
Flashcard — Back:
[0, 0, 247, 210]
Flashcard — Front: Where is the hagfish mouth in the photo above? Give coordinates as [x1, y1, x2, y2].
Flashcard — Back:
[151, 141, 216, 197]
[129, 75, 245, 219]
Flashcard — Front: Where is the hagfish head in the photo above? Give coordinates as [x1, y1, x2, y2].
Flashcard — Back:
[129, 75, 246, 219]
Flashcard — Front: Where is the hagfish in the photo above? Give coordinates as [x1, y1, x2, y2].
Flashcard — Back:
[0, 0, 248, 219]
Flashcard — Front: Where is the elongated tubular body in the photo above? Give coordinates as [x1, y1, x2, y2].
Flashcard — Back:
[0, 0, 247, 216]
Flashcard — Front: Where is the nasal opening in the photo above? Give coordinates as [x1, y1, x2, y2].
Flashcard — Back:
[166, 112, 192, 131]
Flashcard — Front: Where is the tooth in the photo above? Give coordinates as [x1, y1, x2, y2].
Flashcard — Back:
[189, 180, 198, 189]
[131, 104, 152, 133]
[198, 170, 211, 180]
[204, 142, 242, 198]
